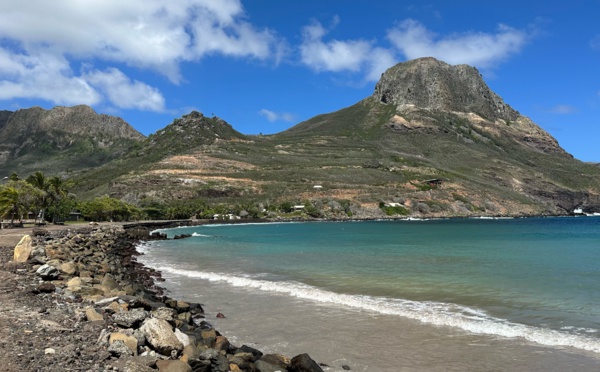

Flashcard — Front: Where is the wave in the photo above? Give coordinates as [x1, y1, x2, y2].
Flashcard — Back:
[156, 266, 600, 353]
[191, 232, 212, 237]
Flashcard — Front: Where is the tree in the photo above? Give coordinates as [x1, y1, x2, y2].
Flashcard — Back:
[26, 171, 49, 223]
[0, 181, 43, 224]
[46, 176, 72, 223]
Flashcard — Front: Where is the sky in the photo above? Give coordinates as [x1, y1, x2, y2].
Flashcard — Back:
[0, 1, 599, 161]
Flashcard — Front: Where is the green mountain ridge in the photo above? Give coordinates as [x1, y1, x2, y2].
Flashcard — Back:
[5, 57, 600, 218]
[0, 105, 144, 176]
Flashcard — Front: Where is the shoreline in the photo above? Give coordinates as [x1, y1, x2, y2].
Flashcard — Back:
[2, 217, 599, 370]
[0, 223, 327, 371]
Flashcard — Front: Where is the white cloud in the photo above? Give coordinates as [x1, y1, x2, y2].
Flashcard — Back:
[0, 49, 100, 105]
[259, 109, 295, 123]
[300, 19, 397, 82]
[548, 105, 576, 114]
[387, 19, 528, 70]
[0, 0, 281, 109]
[84, 68, 165, 111]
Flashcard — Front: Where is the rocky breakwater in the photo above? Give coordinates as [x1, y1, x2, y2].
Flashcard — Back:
[3, 225, 326, 372]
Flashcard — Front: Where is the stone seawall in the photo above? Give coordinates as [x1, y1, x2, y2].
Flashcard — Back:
[1, 224, 326, 372]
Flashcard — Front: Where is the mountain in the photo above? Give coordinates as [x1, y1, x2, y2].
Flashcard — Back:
[0, 105, 144, 176]
[32, 58, 600, 216]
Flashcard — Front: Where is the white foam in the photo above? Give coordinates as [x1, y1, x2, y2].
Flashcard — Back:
[156, 266, 600, 353]
[191, 232, 212, 237]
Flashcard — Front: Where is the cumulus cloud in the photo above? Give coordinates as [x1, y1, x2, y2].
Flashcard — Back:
[0, 49, 100, 105]
[259, 109, 296, 123]
[387, 19, 528, 70]
[84, 68, 165, 111]
[0, 0, 280, 110]
[299, 18, 397, 82]
[299, 17, 528, 82]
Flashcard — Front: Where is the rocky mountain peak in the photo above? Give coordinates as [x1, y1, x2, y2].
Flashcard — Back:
[373, 57, 519, 122]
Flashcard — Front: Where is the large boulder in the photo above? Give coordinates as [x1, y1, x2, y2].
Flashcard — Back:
[112, 308, 149, 328]
[289, 353, 324, 372]
[140, 318, 183, 355]
[151, 307, 177, 322]
[13, 235, 33, 262]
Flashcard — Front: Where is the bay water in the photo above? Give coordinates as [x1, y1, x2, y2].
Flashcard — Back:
[137, 217, 600, 371]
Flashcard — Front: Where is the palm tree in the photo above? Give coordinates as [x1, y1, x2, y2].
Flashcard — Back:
[0, 187, 27, 224]
[26, 171, 50, 224]
[47, 176, 72, 223]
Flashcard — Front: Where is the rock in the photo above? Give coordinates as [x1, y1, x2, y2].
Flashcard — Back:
[108, 339, 134, 357]
[36, 282, 56, 293]
[112, 308, 149, 328]
[255, 360, 285, 372]
[214, 335, 230, 352]
[342, 365, 351, 370]
[109, 332, 139, 356]
[102, 273, 121, 291]
[110, 356, 157, 372]
[174, 328, 191, 347]
[289, 353, 324, 372]
[140, 318, 183, 355]
[13, 235, 33, 262]
[67, 277, 83, 291]
[228, 353, 254, 370]
[44, 348, 56, 355]
[176, 301, 191, 312]
[199, 328, 217, 348]
[235, 345, 263, 362]
[260, 354, 290, 369]
[60, 261, 78, 275]
[177, 312, 192, 325]
[32, 227, 48, 236]
[36, 264, 59, 280]
[156, 359, 193, 372]
[182, 343, 202, 360]
[216, 312, 225, 318]
[187, 358, 211, 372]
[151, 306, 177, 321]
[94, 296, 120, 307]
[85, 307, 104, 321]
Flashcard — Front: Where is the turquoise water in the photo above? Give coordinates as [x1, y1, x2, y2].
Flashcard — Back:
[140, 217, 600, 353]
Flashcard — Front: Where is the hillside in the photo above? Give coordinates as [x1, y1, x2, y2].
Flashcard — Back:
[47, 58, 600, 216]
[0, 105, 144, 176]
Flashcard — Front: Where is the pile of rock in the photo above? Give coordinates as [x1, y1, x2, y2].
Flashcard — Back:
[10, 225, 325, 372]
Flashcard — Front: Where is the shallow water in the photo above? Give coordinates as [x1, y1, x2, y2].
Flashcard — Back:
[138, 217, 600, 370]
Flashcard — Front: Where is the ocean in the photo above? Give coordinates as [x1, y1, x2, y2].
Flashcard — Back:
[137, 217, 600, 371]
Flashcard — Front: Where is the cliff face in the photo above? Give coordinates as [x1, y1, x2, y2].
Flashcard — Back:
[373, 57, 520, 122]
[0, 105, 144, 175]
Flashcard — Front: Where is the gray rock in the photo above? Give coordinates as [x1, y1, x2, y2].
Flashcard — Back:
[151, 306, 177, 321]
[255, 360, 286, 372]
[140, 318, 183, 356]
[112, 308, 149, 328]
[108, 340, 134, 357]
[36, 264, 59, 280]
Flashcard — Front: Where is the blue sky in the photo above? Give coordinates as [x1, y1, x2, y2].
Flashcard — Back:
[0, 1, 599, 161]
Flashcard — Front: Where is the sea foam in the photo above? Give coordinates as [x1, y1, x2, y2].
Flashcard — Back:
[157, 266, 600, 353]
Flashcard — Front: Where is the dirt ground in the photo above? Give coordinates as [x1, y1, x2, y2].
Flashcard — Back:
[0, 223, 117, 371]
